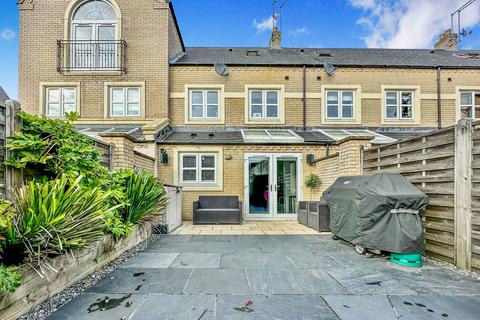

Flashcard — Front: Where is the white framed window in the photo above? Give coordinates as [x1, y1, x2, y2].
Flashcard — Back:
[460, 91, 480, 119]
[325, 90, 354, 119]
[189, 90, 220, 120]
[109, 87, 141, 117]
[385, 91, 413, 120]
[180, 153, 217, 184]
[249, 90, 279, 120]
[46, 87, 77, 117]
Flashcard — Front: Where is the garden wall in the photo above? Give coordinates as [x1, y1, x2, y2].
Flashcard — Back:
[0, 225, 151, 320]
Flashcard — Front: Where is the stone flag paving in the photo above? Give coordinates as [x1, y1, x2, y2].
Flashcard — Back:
[46, 235, 480, 320]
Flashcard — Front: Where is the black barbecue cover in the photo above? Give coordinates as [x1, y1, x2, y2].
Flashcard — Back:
[322, 173, 429, 253]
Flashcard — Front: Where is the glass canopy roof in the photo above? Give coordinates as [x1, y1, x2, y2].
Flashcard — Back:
[241, 129, 304, 144]
[316, 129, 397, 144]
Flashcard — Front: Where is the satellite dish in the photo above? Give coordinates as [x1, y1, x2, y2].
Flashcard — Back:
[324, 62, 336, 76]
[214, 63, 230, 77]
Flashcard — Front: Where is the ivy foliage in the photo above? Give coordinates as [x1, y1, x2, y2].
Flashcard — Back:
[5, 112, 107, 179]
[0, 265, 21, 293]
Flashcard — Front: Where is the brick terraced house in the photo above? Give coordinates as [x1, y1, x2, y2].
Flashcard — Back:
[18, 0, 480, 220]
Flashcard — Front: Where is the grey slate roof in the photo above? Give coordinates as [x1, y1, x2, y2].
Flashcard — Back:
[173, 47, 480, 68]
[0, 86, 10, 103]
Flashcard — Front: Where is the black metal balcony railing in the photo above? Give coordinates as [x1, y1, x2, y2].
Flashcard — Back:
[57, 40, 127, 73]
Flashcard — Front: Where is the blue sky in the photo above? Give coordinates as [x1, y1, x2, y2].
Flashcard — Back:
[1, 0, 480, 100]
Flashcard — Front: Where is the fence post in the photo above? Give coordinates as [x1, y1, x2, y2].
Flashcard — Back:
[4, 100, 23, 198]
[454, 118, 473, 271]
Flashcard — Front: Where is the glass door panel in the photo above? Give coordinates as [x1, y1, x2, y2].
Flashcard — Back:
[73, 25, 94, 69]
[97, 25, 116, 69]
[276, 158, 298, 215]
[248, 156, 271, 215]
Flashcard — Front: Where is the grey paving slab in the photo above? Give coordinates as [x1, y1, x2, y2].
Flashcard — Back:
[220, 252, 295, 269]
[190, 235, 240, 242]
[216, 295, 339, 320]
[169, 253, 221, 268]
[247, 268, 347, 295]
[118, 252, 178, 268]
[258, 240, 303, 252]
[131, 294, 215, 320]
[326, 251, 392, 269]
[156, 235, 192, 243]
[201, 241, 262, 253]
[327, 268, 417, 295]
[87, 268, 191, 294]
[184, 269, 250, 294]
[389, 295, 480, 320]
[45, 293, 146, 320]
[384, 267, 480, 295]
[286, 252, 346, 269]
[322, 295, 398, 320]
[144, 241, 204, 253]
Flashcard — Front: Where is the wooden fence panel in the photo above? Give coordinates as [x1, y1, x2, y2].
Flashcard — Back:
[0, 101, 6, 198]
[364, 127, 456, 264]
[471, 122, 480, 273]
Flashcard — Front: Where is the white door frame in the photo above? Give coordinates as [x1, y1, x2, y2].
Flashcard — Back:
[244, 153, 303, 220]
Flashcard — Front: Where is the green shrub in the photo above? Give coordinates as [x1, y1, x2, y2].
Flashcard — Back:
[5, 112, 107, 180]
[0, 265, 21, 293]
[123, 171, 167, 225]
[1, 176, 116, 267]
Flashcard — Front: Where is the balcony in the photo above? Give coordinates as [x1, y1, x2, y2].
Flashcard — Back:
[57, 40, 127, 74]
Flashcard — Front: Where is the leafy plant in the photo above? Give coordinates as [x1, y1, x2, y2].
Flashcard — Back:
[0, 265, 21, 293]
[1, 176, 116, 271]
[5, 112, 107, 180]
[123, 171, 167, 225]
[305, 173, 322, 200]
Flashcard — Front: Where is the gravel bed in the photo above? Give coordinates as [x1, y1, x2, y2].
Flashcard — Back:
[19, 235, 158, 320]
[425, 256, 480, 280]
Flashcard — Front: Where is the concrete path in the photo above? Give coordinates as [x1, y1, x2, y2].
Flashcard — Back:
[46, 234, 480, 320]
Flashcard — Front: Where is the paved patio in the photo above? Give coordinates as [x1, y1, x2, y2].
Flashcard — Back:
[46, 234, 480, 320]
[170, 221, 321, 235]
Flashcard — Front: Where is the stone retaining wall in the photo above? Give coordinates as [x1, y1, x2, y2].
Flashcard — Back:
[0, 225, 151, 320]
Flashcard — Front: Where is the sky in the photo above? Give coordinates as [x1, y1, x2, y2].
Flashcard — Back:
[1, 0, 480, 100]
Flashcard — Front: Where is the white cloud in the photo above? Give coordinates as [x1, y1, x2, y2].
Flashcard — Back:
[289, 27, 310, 36]
[253, 16, 275, 33]
[349, 0, 480, 48]
[0, 28, 16, 41]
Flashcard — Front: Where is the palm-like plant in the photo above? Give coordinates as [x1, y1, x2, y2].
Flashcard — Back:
[2, 176, 116, 272]
[123, 171, 168, 225]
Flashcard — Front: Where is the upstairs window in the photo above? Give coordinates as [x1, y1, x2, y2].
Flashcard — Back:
[385, 91, 413, 120]
[325, 90, 354, 119]
[70, 0, 118, 70]
[249, 90, 279, 120]
[46, 87, 77, 117]
[460, 91, 480, 119]
[110, 87, 141, 117]
[189, 90, 220, 120]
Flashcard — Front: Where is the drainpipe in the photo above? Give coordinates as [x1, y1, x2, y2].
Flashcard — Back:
[303, 65, 307, 131]
[436, 66, 442, 129]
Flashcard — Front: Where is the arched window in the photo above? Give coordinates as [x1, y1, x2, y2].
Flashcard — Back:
[70, 0, 119, 70]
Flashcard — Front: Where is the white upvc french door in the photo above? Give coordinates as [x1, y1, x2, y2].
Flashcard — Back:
[71, 23, 116, 70]
[244, 153, 303, 220]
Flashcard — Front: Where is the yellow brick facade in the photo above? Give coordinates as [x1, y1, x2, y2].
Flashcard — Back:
[18, 0, 182, 121]
[170, 66, 480, 128]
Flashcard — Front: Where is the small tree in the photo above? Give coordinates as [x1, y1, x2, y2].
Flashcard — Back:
[305, 173, 322, 200]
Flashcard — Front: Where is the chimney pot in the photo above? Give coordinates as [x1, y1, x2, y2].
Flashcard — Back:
[434, 29, 458, 50]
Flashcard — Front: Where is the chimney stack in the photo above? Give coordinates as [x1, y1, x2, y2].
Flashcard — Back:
[434, 29, 458, 50]
[269, 26, 282, 49]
